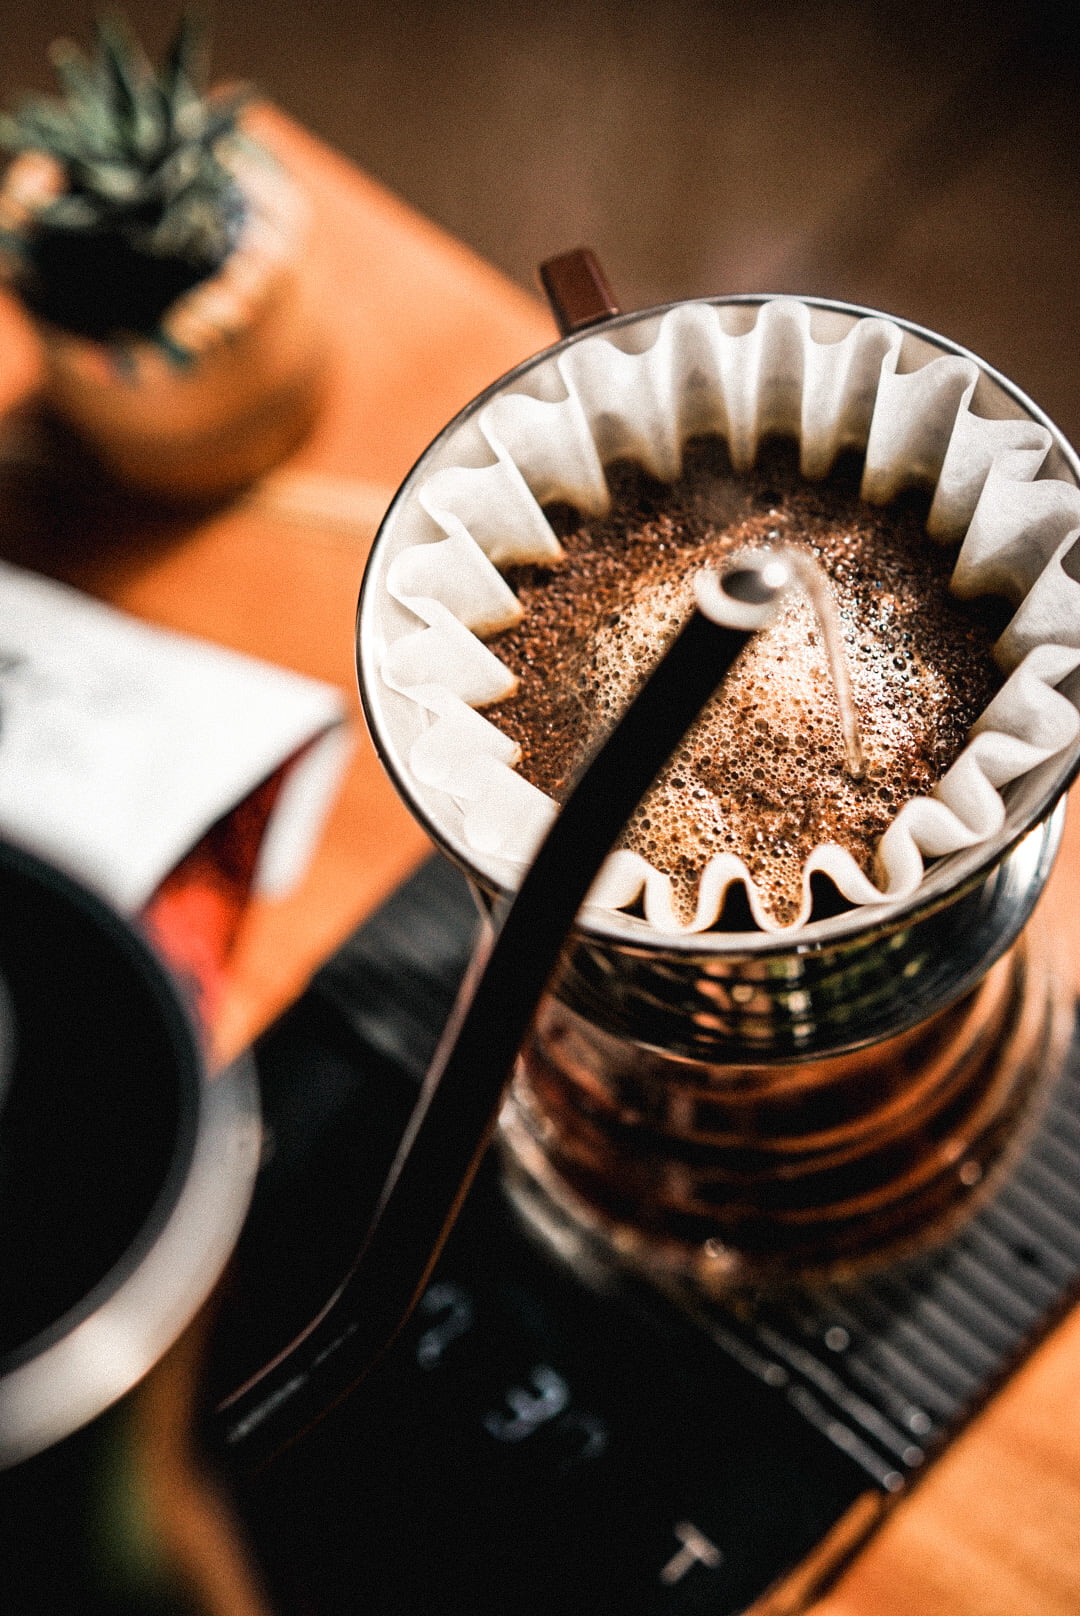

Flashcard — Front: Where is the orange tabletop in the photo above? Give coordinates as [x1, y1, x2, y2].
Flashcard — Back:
[3, 108, 1080, 1616]
[0, 104, 554, 1064]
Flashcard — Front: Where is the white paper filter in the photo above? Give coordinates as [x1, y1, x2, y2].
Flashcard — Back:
[371, 298, 1080, 934]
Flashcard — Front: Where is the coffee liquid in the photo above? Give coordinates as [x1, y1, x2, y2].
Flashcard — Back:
[489, 438, 1002, 925]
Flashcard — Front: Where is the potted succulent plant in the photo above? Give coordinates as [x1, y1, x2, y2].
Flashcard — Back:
[0, 13, 326, 501]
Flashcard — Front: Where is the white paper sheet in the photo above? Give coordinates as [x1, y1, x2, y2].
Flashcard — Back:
[0, 560, 349, 911]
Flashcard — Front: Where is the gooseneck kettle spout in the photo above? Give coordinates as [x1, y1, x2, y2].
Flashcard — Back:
[215, 555, 793, 1469]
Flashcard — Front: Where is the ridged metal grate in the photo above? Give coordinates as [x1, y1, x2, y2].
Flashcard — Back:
[680, 1034, 1080, 1491]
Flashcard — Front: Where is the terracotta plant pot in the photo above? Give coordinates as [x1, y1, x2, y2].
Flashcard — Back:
[0, 137, 327, 503]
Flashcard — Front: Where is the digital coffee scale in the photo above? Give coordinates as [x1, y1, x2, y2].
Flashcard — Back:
[209, 850, 1080, 1616]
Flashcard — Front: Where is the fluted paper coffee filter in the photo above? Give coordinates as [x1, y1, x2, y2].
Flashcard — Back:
[369, 298, 1080, 935]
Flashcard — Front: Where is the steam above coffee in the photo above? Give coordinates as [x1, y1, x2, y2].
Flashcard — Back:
[486, 437, 1002, 926]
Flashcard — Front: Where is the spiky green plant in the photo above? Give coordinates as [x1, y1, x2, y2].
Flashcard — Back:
[0, 13, 250, 341]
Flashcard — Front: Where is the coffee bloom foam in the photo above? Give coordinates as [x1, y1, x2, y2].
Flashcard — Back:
[369, 298, 1080, 935]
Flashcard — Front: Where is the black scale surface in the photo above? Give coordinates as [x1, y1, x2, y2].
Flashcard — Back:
[212, 855, 1080, 1615]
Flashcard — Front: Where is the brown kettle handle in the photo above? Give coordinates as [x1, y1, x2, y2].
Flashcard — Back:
[538, 248, 622, 337]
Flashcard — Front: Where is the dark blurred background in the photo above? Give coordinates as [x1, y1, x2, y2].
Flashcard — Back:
[1, 0, 1078, 439]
